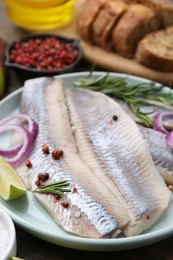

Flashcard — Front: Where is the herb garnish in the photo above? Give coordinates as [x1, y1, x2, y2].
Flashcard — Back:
[33, 180, 71, 195]
[74, 72, 173, 127]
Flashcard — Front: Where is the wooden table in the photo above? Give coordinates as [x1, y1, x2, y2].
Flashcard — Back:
[1, 2, 173, 259]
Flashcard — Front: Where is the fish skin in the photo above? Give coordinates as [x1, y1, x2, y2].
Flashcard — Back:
[14, 77, 53, 189]
[112, 98, 173, 184]
[66, 87, 171, 237]
[17, 77, 129, 238]
[138, 125, 173, 185]
[114, 98, 173, 129]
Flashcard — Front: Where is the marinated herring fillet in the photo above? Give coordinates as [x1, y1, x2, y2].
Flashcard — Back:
[66, 87, 171, 236]
[111, 98, 173, 184]
[17, 77, 129, 238]
[113, 97, 173, 126]
[138, 125, 173, 185]
[13, 77, 53, 189]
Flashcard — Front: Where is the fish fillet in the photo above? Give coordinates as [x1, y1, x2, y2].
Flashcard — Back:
[17, 77, 129, 238]
[112, 98, 173, 184]
[66, 87, 171, 237]
[138, 125, 173, 185]
[14, 77, 53, 189]
[114, 97, 173, 128]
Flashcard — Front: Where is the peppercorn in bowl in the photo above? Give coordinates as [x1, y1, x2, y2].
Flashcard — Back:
[5, 34, 82, 79]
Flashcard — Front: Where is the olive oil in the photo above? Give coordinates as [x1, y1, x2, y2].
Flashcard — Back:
[5, 0, 75, 31]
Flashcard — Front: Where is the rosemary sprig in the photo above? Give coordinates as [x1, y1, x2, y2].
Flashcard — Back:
[74, 72, 173, 127]
[33, 180, 71, 195]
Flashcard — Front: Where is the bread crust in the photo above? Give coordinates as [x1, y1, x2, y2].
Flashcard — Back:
[126, 0, 173, 9]
[92, 1, 127, 49]
[135, 26, 173, 71]
[76, 0, 106, 42]
[120, 0, 173, 27]
[112, 4, 161, 58]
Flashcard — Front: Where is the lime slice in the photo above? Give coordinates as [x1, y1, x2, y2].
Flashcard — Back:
[0, 156, 26, 201]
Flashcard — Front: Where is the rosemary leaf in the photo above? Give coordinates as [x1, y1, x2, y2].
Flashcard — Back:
[74, 72, 173, 127]
[33, 180, 71, 195]
[129, 103, 153, 127]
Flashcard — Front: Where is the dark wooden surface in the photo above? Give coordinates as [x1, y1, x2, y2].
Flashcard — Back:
[15, 226, 173, 260]
[1, 1, 173, 259]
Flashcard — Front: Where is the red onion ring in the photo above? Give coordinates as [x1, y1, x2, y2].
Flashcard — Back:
[153, 111, 173, 149]
[0, 114, 38, 140]
[0, 124, 33, 166]
[0, 114, 38, 157]
[0, 143, 23, 157]
[153, 112, 169, 135]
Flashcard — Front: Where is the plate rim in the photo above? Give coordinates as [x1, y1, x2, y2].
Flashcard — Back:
[0, 71, 173, 251]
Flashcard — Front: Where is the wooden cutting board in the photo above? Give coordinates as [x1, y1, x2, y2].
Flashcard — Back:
[56, 23, 173, 86]
[79, 40, 173, 86]
[47, 20, 173, 86]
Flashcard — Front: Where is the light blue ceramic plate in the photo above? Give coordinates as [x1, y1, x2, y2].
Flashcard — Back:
[0, 72, 173, 252]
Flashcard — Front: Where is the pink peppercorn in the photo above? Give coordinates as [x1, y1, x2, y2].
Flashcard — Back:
[61, 201, 69, 208]
[52, 149, 64, 160]
[10, 37, 79, 71]
[25, 159, 32, 168]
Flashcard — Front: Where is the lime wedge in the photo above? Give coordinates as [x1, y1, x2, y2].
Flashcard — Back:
[0, 156, 26, 201]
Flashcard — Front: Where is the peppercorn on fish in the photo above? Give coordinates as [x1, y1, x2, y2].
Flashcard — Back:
[17, 77, 129, 238]
[66, 87, 171, 237]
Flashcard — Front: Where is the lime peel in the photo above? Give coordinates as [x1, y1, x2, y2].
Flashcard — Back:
[0, 156, 27, 201]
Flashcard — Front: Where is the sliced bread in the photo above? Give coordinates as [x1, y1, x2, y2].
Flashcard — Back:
[91, 1, 128, 49]
[119, 0, 173, 27]
[111, 4, 161, 58]
[76, 0, 106, 42]
[135, 26, 173, 71]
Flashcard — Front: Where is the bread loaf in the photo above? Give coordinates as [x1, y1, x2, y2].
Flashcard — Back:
[120, 0, 173, 8]
[92, 1, 127, 49]
[111, 4, 161, 58]
[74, 0, 87, 17]
[119, 0, 173, 27]
[135, 26, 173, 71]
[75, 0, 173, 72]
[76, 0, 106, 42]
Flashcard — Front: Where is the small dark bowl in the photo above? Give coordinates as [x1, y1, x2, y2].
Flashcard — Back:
[5, 34, 83, 80]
